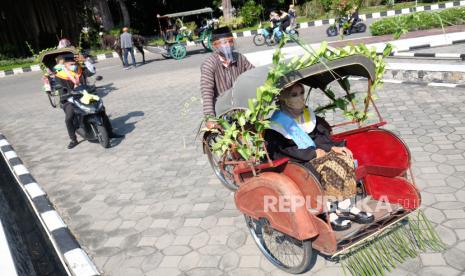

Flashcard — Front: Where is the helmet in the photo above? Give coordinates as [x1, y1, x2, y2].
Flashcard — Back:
[58, 38, 72, 49]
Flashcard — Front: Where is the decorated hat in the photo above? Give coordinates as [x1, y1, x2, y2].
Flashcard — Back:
[212, 27, 233, 41]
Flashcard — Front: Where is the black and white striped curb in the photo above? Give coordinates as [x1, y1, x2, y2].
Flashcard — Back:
[232, 0, 465, 38]
[350, 77, 465, 88]
[389, 52, 465, 60]
[0, 134, 100, 276]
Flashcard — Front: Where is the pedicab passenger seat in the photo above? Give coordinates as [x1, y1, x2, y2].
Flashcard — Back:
[333, 128, 411, 179]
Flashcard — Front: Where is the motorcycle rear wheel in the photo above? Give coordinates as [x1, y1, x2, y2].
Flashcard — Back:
[326, 26, 338, 37]
[253, 34, 266, 46]
[357, 23, 367, 33]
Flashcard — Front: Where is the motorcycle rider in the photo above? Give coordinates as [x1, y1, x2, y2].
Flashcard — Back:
[54, 54, 123, 149]
[347, 6, 360, 34]
[267, 11, 281, 35]
[278, 10, 291, 33]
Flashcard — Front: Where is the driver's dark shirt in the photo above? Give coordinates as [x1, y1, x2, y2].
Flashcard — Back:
[350, 11, 359, 21]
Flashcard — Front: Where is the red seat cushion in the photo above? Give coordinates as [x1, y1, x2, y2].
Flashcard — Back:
[335, 129, 410, 177]
[364, 174, 420, 210]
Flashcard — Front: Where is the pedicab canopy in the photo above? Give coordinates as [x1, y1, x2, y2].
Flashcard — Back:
[39, 47, 79, 71]
[158, 8, 213, 19]
[215, 54, 376, 117]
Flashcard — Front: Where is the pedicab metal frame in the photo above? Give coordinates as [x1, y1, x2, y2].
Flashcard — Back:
[155, 8, 216, 60]
[203, 55, 422, 273]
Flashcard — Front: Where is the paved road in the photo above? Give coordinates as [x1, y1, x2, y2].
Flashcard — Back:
[1, 50, 465, 275]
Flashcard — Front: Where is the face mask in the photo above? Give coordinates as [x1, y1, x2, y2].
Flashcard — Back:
[218, 44, 235, 62]
[284, 95, 305, 110]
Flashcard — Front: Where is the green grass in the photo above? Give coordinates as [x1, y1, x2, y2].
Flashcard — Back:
[0, 58, 36, 71]
[370, 6, 465, 36]
[89, 48, 114, 56]
[359, 0, 450, 14]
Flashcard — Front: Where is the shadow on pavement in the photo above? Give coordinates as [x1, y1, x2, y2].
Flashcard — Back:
[110, 111, 145, 147]
[96, 82, 117, 98]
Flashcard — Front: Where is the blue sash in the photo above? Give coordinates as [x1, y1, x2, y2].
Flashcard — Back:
[271, 110, 316, 149]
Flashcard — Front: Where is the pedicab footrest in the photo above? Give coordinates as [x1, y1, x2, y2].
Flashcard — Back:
[233, 157, 289, 175]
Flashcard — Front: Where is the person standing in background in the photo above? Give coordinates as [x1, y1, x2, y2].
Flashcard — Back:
[120, 27, 136, 69]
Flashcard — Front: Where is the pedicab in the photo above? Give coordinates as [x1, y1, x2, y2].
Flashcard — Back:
[39, 47, 98, 108]
[151, 8, 217, 60]
[203, 55, 444, 274]
[40, 47, 79, 108]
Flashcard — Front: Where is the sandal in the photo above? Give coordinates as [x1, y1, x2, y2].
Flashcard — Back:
[329, 213, 351, 231]
[338, 208, 374, 224]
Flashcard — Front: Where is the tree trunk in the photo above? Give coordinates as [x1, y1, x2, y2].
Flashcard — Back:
[222, 0, 232, 21]
[93, 0, 114, 31]
[116, 0, 131, 27]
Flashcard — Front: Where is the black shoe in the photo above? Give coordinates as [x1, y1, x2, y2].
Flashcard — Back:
[110, 133, 125, 139]
[67, 140, 78, 149]
[339, 211, 374, 224]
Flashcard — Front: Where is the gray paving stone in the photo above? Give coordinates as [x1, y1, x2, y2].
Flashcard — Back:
[186, 268, 223, 276]
[423, 207, 446, 224]
[417, 266, 461, 276]
[178, 251, 201, 272]
[420, 253, 446, 266]
[219, 251, 240, 271]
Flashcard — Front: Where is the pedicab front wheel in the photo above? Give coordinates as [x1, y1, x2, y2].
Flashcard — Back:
[205, 133, 239, 191]
[245, 215, 315, 274]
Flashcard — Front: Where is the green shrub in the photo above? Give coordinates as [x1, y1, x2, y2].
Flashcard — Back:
[362, 0, 384, 7]
[296, 0, 326, 19]
[219, 16, 245, 30]
[240, 0, 264, 27]
[370, 7, 465, 37]
[320, 0, 333, 12]
[385, 0, 395, 8]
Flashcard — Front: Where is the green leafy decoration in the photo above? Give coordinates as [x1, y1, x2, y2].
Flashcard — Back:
[339, 210, 446, 276]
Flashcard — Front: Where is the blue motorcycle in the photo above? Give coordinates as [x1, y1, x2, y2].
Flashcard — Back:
[253, 24, 299, 46]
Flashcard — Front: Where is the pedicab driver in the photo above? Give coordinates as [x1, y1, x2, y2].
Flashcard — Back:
[200, 27, 254, 127]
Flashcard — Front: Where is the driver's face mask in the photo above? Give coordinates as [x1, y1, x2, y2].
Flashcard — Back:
[65, 62, 77, 72]
[215, 38, 235, 62]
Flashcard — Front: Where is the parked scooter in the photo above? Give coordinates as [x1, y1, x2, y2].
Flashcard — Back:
[253, 24, 299, 46]
[326, 17, 366, 37]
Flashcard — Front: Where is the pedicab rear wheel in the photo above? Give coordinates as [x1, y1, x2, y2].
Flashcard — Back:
[47, 90, 60, 108]
[169, 44, 187, 60]
[245, 215, 315, 274]
[205, 133, 239, 191]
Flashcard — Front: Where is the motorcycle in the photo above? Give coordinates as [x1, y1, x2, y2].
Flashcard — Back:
[326, 17, 366, 37]
[253, 24, 299, 46]
[56, 84, 111, 148]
